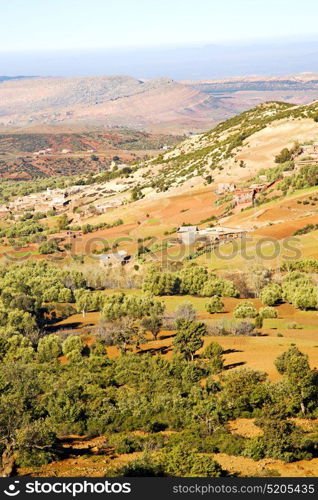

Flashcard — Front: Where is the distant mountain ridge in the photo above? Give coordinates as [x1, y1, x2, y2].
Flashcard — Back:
[0, 75, 212, 133]
[1, 73, 318, 134]
[0, 75, 36, 83]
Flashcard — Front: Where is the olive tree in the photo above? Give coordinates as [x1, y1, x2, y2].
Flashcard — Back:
[173, 319, 206, 361]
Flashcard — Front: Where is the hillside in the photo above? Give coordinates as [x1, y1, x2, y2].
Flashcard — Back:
[2, 73, 318, 135]
[141, 99, 318, 189]
[2, 97, 318, 262]
[0, 75, 213, 133]
[0, 129, 183, 180]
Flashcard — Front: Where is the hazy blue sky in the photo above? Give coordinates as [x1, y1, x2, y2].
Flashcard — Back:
[1, 0, 318, 79]
[1, 0, 318, 52]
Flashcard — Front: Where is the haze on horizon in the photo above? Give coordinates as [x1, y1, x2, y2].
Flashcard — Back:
[1, 0, 318, 79]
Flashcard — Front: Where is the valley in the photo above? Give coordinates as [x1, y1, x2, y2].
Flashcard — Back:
[1, 95, 318, 478]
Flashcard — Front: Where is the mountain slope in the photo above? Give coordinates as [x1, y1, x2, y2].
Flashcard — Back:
[142, 100, 318, 190]
[3, 73, 318, 134]
[0, 75, 212, 132]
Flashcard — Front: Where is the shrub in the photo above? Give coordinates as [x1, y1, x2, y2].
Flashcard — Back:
[37, 335, 62, 362]
[161, 444, 225, 477]
[254, 314, 263, 329]
[201, 341, 223, 359]
[233, 302, 257, 318]
[179, 266, 209, 295]
[233, 321, 256, 336]
[173, 319, 206, 361]
[201, 341, 224, 373]
[117, 453, 164, 477]
[109, 434, 144, 454]
[260, 284, 282, 306]
[174, 302, 197, 321]
[259, 306, 278, 319]
[62, 335, 84, 356]
[39, 240, 60, 254]
[201, 277, 239, 298]
[275, 148, 293, 164]
[206, 296, 224, 314]
[286, 322, 302, 330]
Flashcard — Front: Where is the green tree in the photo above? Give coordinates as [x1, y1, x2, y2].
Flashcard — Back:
[259, 306, 278, 319]
[142, 269, 180, 295]
[161, 444, 224, 477]
[275, 346, 318, 415]
[37, 335, 62, 362]
[275, 148, 292, 164]
[201, 276, 239, 298]
[219, 368, 267, 416]
[173, 319, 206, 361]
[201, 341, 224, 373]
[5, 335, 34, 362]
[260, 284, 282, 306]
[141, 315, 162, 341]
[56, 214, 69, 231]
[39, 240, 59, 255]
[100, 317, 144, 355]
[179, 266, 209, 295]
[233, 302, 257, 318]
[206, 296, 224, 314]
[62, 336, 84, 360]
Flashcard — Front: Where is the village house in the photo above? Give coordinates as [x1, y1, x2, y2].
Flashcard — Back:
[233, 182, 273, 206]
[33, 148, 52, 157]
[49, 195, 71, 209]
[99, 250, 131, 266]
[177, 226, 198, 234]
[233, 188, 256, 205]
[176, 225, 248, 246]
[295, 143, 318, 168]
[177, 226, 199, 245]
[301, 143, 318, 156]
[198, 226, 248, 242]
[215, 183, 237, 195]
[0, 205, 11, 216]
[94, 201, 118, 214]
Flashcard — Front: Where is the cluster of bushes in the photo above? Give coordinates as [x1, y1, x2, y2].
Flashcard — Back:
[101, 293, 165, 321]
[233, 301, 277, 320]
[282, 272, 318, 310]
[0, 304, 318, 476]
[258, 273, 318, 311]
[279, 164, 318, 191]
[142, 265, 239, 298]
[293, 223, 318, 236]
[281, 258, 318, 273]
[0, 332, 87, 364]
[0, 261, 86, 338]
[19, 211, 47, 222]
[83, 218, 123, 234]
[252, 163, 294, 185]
[0, 220, 47, 239]
[275, 144, 299, 164]
[39, 240, 60, 254]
